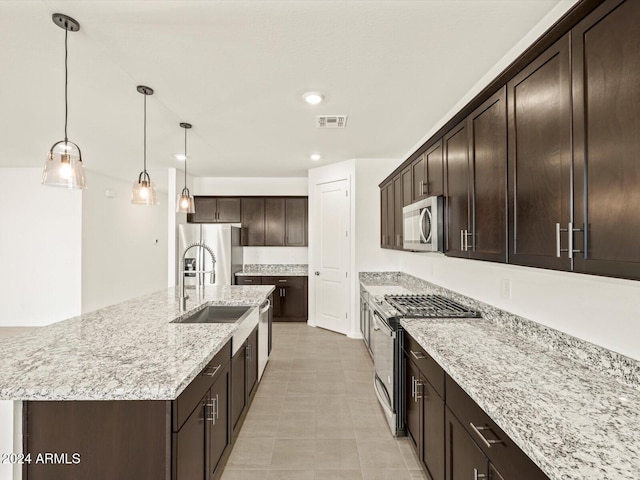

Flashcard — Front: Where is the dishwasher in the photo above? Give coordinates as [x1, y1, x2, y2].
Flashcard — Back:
[258, 298, 271, 380]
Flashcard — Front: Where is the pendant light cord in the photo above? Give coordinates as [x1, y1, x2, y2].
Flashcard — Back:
[184, 127, 188, 186]
[143, 93, 147, 174]
[64, 28, 68, 143]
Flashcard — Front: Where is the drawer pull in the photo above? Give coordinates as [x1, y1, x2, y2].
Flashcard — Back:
[278, 279, 287, 282]
[202, 364, 221, 377]
[410, 350, 426, 360]
[474, 468, 488, 480]
[469, 422, 504, 449]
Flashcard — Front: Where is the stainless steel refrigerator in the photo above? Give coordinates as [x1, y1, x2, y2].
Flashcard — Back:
[178, 224, 243, 287]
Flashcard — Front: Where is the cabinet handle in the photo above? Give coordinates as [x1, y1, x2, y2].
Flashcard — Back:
[382, 234, 385, 246]
[410, 350, 426, 360]
[202, 364, 221, 377]
[568, 222, 583, 259]
[415, 379, 423, 400]
[461, 229, 464, 251]
[278, 279, 287, 282]
[419, 180, 424, 196]
[205, 400, 216, 423]
[474, 468, 488, 480]
[215, 394, 219, 420]
[411, 375, 416, 400]
[246, 344, 252, 361]
[469, 422, 504, 449]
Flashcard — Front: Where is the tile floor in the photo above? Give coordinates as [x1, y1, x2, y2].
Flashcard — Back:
[221, 323, 428, 480]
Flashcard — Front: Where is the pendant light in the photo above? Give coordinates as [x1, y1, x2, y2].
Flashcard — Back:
[176, 123, 195, 213]
[132, 86, 158, 205]
[42, 13, 86, 189]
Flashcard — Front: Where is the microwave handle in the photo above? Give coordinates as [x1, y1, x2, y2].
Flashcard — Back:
[419, 208, 428, 243]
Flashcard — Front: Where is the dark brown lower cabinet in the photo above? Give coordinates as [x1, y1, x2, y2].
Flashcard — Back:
[445, 407, 491, 480]
[231, 325, 259, 437]
[24, 340, 235, 480]
[261, 276, 308, 322]
[404, 352, 445, 480]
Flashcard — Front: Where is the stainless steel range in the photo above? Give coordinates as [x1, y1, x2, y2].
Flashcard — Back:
[370, 293, 480, 435]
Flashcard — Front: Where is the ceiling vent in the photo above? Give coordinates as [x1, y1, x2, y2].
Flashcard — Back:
[316, 115, 348, 129]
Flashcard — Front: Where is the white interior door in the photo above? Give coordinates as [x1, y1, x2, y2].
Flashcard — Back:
[314, 179, 350, 334]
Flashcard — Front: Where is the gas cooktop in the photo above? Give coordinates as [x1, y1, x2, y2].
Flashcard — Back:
[384, 294, 481, 319]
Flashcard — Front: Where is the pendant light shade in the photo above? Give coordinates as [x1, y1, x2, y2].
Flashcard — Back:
[176, 122, 195, 214]
[132, 85, 158, 205]
[42, 14, 86, 189]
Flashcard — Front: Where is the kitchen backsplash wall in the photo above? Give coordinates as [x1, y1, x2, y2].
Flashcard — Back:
[243, 246, 308, 265]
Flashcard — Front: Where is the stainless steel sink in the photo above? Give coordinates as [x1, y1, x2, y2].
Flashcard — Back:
[172, 305, 253, 324]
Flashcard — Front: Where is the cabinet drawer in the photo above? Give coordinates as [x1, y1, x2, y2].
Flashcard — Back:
[403, 331, 445, 398]
[446, 376, 549, 480]
[173, 340, 231, 432]
[261, 276, 305, 286]
[235, 276, 262, 285]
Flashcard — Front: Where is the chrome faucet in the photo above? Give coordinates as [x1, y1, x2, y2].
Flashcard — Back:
[179, 242, 216, 311]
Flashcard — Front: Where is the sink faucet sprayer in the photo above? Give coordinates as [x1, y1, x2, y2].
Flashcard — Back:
[179, 242, 216, 311]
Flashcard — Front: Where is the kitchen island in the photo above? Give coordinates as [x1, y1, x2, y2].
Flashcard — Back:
[360, 272, 640, 480]
[0, 284, 274, 480]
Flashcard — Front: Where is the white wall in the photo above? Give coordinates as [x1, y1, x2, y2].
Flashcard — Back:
[195, 176, 308, 196]
[195, 176, 309, 266]
[81, 170, 168, 313]
[0, 168, 82, 326]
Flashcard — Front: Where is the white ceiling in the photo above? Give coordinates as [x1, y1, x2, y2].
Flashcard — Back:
[0, 0, 561, 188]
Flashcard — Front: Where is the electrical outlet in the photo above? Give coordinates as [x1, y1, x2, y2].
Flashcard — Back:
[500, 278, 511, 300]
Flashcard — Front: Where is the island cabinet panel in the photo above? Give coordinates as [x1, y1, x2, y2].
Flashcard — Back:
[246, 326, 259, 399]
[468, 86, 508, 263]
[209, 363, 231, 476]
[444, 120, 470, 258]
[572, 0, 640, 280]
[241, 198, 265, 246]
[231, 345, 247, 434]
[24, 400, 172, 480]
[175, 396, 207, 480]
[507, 34, 572, 271]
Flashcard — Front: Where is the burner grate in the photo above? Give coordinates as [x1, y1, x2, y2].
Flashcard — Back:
[384, 294, 481, 318]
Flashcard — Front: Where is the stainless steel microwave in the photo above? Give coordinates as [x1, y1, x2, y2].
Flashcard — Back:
[402, 196, 443, 252]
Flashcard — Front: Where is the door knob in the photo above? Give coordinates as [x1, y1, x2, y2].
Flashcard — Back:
[315, 271, 320, 276]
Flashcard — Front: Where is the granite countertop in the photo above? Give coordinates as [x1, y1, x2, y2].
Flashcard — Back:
[236, 264, 308, 276]
[359, 272, 640, 480]
[0, 285, 274, 401]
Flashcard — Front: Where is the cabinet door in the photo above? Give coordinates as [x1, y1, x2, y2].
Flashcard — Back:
[380, 186, 389, 247]
[422, 380, 445, 480]
[246, 327, 259, 398]
[265, 198, 286, 246]
[402, 166, 413, 208]
[262, 277, 283, 319]
[405, 357, 421, 454]
[426, 140, 444, 197]
[190, 197, 218, 223]
[445, 120, 470, 258]
[393, 174, 403, 248]
[468, 86, 508, 263]
[508, 35, 572, 271]
[176, 395, 207, 480]
[209, 364, 230, 476]
[573, 0, 640, 280]
[241, 198, 265, 246]
[445, 408, 489, 480]
[231, 344, 246, 434]
[387, 183, 395, 249]
[285, 197, 308, 246]
[412, 154, 427, 202]
[216, 198, 241, 223]
[489, 464, 506, 480]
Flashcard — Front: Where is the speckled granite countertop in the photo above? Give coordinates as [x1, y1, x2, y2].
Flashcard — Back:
[360, 272, 640, 480]
[236, 264, 308, 276]
[0, 285, 274, 401]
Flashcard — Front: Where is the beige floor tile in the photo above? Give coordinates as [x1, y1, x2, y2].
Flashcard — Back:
[277, 411, 316, 438]
[352, 414, 395, 439]
[408, 470, 430, 479]
[256, 380, 289, 396]
[356, 438, 407, 470]
[315, 397, 351, 417]
[315, 413, 355, 439]
[396, 439, 422, 470]
[315, 439, 361, 470]
[238, 414, 280, 438]
[361, 470, 413, 480]
[288, 379, 320, 395]
[283, 394, 317, 412]
[249, 395, 286, 416]
[220, 469, 268, 480]
[314, 470, 364, 480]
[226, 438, 275, 468]
[266, 470, 314, 480]
[270, 438, 316, 469]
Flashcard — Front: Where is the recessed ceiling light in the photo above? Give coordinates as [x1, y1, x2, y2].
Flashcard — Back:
[310, 153, 323, 161]
[303, 92, 324, 105]
[174, 153, 187, 161]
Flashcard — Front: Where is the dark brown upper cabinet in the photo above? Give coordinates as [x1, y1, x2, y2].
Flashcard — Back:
[393, 173, 403, 249]
[508, 34, 572, 272]
[572, 0, 640, 280]
[468, 86, 507, 263]
[189, 197, 241, 223]
[284, 197, 308, 246]
[444, 120, 470, 258]
[412, 140, 444, 203]
[264, 197, 308, 247]
[445, 87, 507, 263]
[241, 198, 265, 246]
[381, 183, 390, 248]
